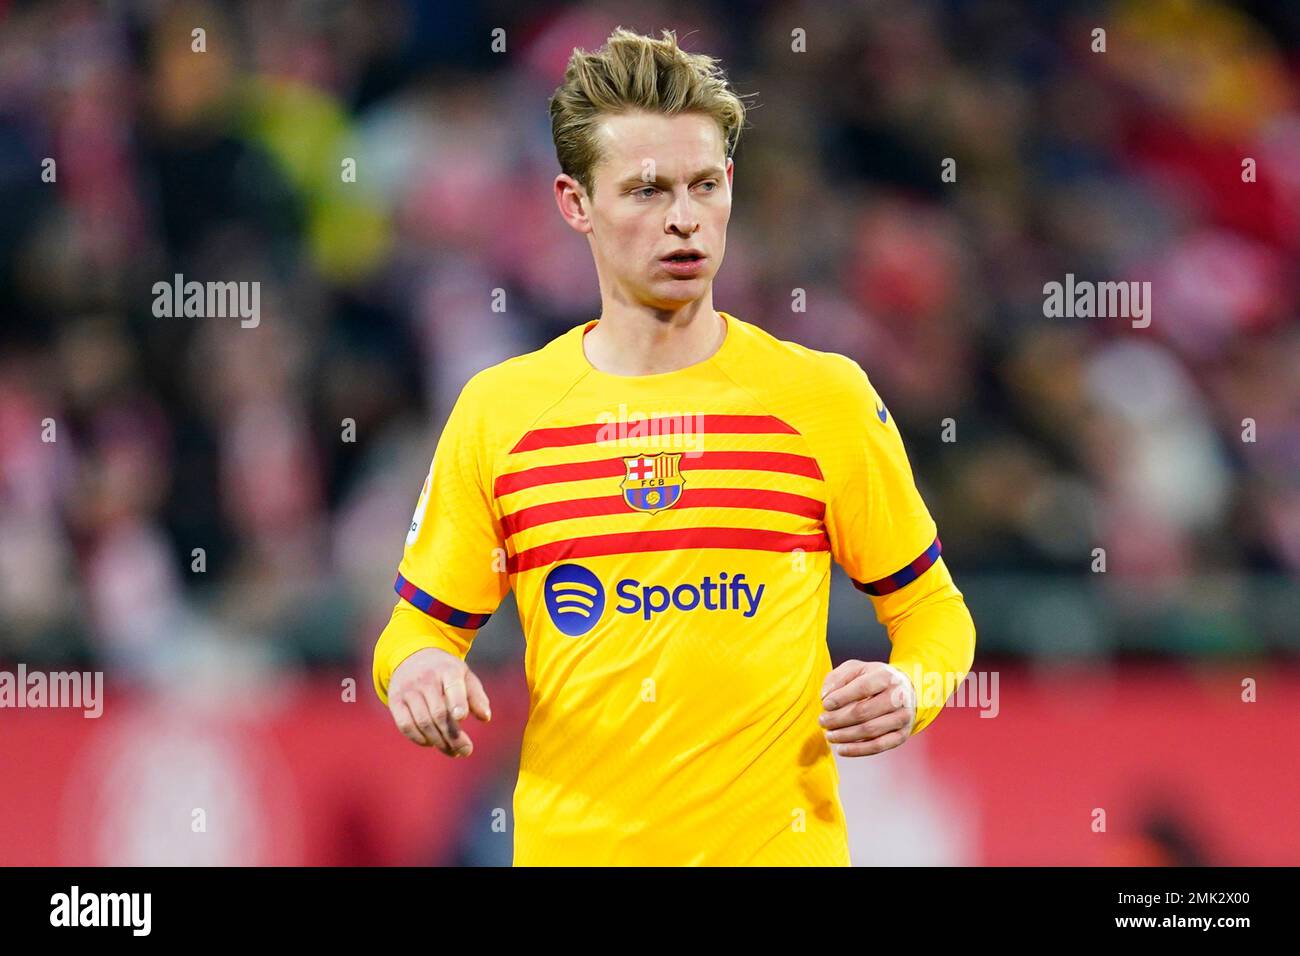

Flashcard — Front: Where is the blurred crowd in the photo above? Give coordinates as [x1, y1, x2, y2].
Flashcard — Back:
[0, 0, 1297, 676]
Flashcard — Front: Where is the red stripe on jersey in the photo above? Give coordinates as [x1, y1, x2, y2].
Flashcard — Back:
[506, 526, 830, 574]
[495, 457, 624, 497]
[500, 488, 827, 538]
[493, 450, 824, 498]
[508, 414, 799, 454]
[501, 494, 629, 537]
[692, 451, 824, 480]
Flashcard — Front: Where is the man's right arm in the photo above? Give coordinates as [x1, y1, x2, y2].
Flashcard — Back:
[374, 372, 509, 755]
[376, 606, 491, 756]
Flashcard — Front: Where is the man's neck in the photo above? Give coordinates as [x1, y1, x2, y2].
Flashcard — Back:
[582, 303, 726, 376]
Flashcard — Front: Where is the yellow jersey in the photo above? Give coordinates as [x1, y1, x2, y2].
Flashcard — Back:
[374, 312, 950, 865]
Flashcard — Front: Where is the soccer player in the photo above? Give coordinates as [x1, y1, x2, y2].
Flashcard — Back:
[373, 27, 976, 866]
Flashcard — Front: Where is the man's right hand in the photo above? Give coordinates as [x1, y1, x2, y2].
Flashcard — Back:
[387, 647, 492, 757]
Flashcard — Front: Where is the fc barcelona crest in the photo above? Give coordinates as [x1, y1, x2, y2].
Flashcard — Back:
[621, 453, 685, 513]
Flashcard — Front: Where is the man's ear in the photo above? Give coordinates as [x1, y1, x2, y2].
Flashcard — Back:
[554, 173, 592, 234]
[725, 156, 734, 190]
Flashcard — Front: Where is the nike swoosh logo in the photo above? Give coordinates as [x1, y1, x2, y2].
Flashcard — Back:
[875, 402, 888, 423]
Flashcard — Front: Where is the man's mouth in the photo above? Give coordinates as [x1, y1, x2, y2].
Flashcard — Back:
[660, 250, 705, 262]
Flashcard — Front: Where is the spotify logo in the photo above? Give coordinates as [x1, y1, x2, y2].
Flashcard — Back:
[543, 563, 606, 636]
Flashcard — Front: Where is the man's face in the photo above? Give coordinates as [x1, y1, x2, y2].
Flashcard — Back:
[567, 110, 734, 310]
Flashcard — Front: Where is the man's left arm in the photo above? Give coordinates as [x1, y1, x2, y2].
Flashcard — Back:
[821, 555, 976, 753]
[816, 355, 976, 755]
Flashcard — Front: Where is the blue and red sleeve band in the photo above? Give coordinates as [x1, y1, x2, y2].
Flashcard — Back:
[394, 573, 493, 629]
[851, 536, 942, 596]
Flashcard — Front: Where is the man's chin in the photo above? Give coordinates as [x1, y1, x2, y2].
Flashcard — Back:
[642, 284, 710, 310]
[648, 274, 710, 296]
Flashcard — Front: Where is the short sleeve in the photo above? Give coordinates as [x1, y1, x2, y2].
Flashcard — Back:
[820, 358, 941, 595]
[395, 375, 511, 627]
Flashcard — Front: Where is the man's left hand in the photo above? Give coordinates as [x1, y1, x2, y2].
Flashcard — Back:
[819, 660, 916, 757]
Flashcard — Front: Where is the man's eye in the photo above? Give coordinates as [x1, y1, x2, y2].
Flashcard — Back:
[697, 181, 718, 192]
[634, 186, 658, 199]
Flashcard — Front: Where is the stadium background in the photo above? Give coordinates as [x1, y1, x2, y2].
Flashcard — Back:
[1, 0, 1298, 865]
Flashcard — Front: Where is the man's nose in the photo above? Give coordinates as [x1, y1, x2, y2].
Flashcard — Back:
[666, 189, 700, 235]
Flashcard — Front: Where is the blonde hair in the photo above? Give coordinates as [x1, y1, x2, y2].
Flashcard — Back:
[549, 27, 750, 197]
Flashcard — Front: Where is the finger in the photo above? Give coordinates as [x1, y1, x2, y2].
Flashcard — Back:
[821, 660, 864, 700]
[392, 698, 432, 747]
[884, 667, 916, 713]
[465, 669, 492, 723]
[832, 729, 908, 757]
[819, 691, 896, 730]
[824, 708, 913, 744]
[823, 667, 894, 709]
[422, 682, 471, 757]
[407, 690, 453, 754]
[442, 669, 469, 728]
